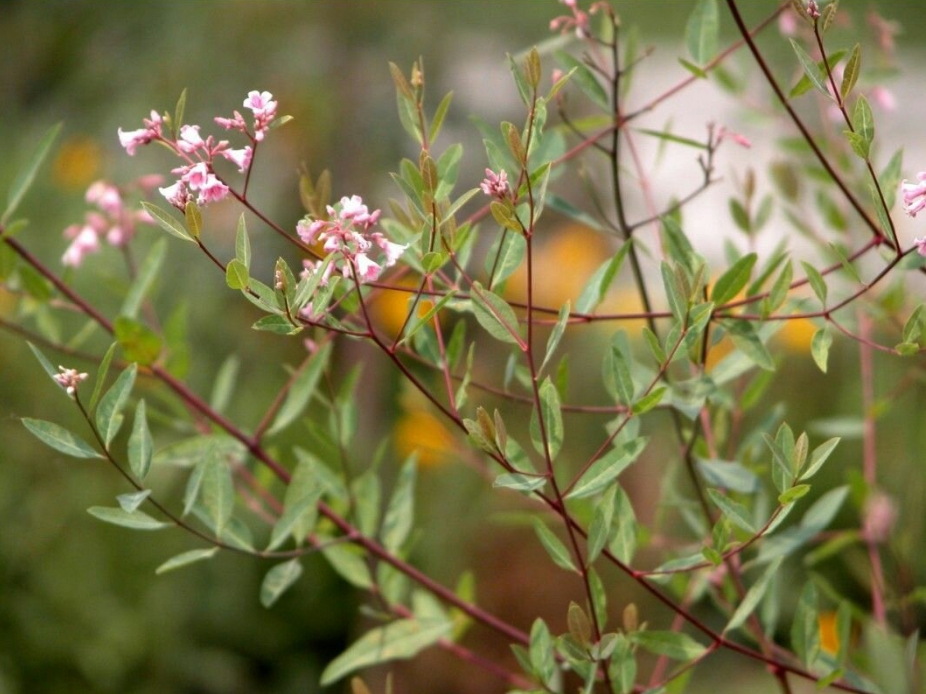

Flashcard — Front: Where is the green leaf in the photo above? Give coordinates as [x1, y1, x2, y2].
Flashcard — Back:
[484, 229, 525, 284]
[800, 437, 840, 481]
[87, 505, 170, 530]
[225, 258, 249, 290]
[381, 459, 416, 553]
[604, 335, 635, 406]
[711, 253, 756, 306]
[113, 316, 162, 365]
[540, 301, 570, 374]
[252, 314, 302, 335]
[696, 458, 760, 494]
[155, 547, 219, 575]
[707, 488, 756, 533]
[789, 39, 829, 97]
[2, 122, 62, 226]
[661, 261, 687, 322]
[235, 214, 251, 268]
[633, 386, 667, 415]
[470, 281, 523, 346]
[209, 354, 239, 415]
[267, 343, 331, 435]
[322, 544, 373, 589]
[26, 341, 59, 382]
[879, 148, 903, 211]
[567, 437, 647, 500]
[800, 261, 827, 306]
[184, 200, 202, 239]
[554, 51, 608, 111]
[95, 363, 137, 448]
[685, 0, 718, 65]
[724, 558, 783, 633]
[121, 238, 166, 320]
[725, 320, 775, 371]
[532, 518, 577, 572]
[631, 631, 707, 660]
[116, 489, 151, 512]
[530, 378, 563, 460]
[576, 242, 631, 314]
[791, 582, 820, 666]
[853, 94, 874, 146]
[22, 418, 100, 458]
[320, 616, 452, 685]
[609, 487, 637, 563]
[811, 326, 832, 373]
[202, 448, 235, 536]
[586, 487, 617, 565]
[529, 618, 556, 687]
[87, 342, 118, 412]
[493, 472, 547, 493]
[429, 91, 454, 143]
[260, 559, 303, 608]
[840, 43, 860, 100]
[140, 201, 194, 242]
[778, 484, 811, 504]
[128, 400, 153, 480]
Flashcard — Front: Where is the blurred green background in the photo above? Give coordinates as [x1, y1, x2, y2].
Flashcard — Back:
[2, 2, 925, 693]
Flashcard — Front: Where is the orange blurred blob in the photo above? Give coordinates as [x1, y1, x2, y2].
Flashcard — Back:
[393, 407, 457, 467]
[52, 136, 102, 190]
[504, 223, 612, 308]
[368, 277, 436, 340]
[818, 611, 840, 654]
[774, 317, 817, 353]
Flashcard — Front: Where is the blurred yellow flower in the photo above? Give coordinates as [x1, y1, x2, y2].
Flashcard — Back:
[394, 407, 457, 467]
[504, 223, 611, 308]
[774, 317, 817, 353]
[52, 136, 102, 190]
[368, 276, 435, 340]
[818, 611, 840, 654]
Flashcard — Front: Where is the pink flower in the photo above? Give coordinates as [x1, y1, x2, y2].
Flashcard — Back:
[862, 491, 897, 543]
[870, 86, 895, 112]
[717, 126, 752, 149]
[296, 218, 326, 245]
[181, 162, 211, 189]
[118, 127, 153, 156]
[196, 174, 229, 205]
[215, 112, 248, 132]
[807, 1, 820, 19]
[159, 180, 190, 210]
[52, 365, 88, 396]
[550, 0, 590, 37]
[62, 225, 100, 267]
[177, 124, 205, 154]
[352, 253, 383, 282]
[221, 146, 253, 173]
[480, 168, 511, 199]
[243, 90, 276, 117]
[901, 172, 926, 218]
[85, 181, 122, 215]
[336, 195, 380, 227]
[778, 9, 798, 36]
[370, 232, 407, 266]
[913, 237, 926, 257]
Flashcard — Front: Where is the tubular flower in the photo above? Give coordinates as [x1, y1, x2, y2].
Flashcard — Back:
[52, 366, 88, 396]
[480, 168, 511, 199]
[901, 172, 926, 218]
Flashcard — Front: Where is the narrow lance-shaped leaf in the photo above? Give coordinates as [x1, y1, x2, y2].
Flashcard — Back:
[529, 378, 563, 460]
[725, 558, 783, 633]
[95, 363, 138, 448]
[789, 39, 830, 97]
[26, 341, 59, 382]
[87, 505, 170, 530]
[685, 0, 719, 65]
[711, 253, 756, 306]
[3, 122, 62, 226]
[22, 418, 100, 459]
[532, 518, 578, 572]
[811, 326, 832, 374]
[840, 43, 861, 100]
[320, 617, 452, 685]
[140, 201, 194, 242]
[201, 447, 235, 535]
[128, 399, 153, 480]
[260, 558, 303, 608]
[791, 582, 821, 666]
[267, 343, 332, 435]
[631, 630, 707, 660]
[121, 238, 166, 319]
[567, 437, 648, 500]
[707, 488, 756, 533]
[155, 547, 219, 575]
[470, 281, 523, 347]
[576, 242, 631, 314]
[540, 301, 570, 374]
[381, 459, 417, 553]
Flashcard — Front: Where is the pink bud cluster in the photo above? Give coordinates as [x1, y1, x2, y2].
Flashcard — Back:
[479, 168, 511, 199]
[52, 365, 88, 396]
[550, 0, 591, 37]
[62, 178, 160, 267]
[296, 195, 406, 288]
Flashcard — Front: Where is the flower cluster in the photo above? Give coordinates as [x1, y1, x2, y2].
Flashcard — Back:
[549, 0, 591, 37]
[52, 365, 88, 396]
[901, 172, 926, 219]
[479, 168, 511, 199]
[62, 178, 159, 267]
[296, 195, 406, 287]
[118, 91, 276, 211]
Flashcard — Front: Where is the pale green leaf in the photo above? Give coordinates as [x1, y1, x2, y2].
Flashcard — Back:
[381, 459, 417, 553]
[155, 547, 219, 575]
[631, 630, 707, 660]
[95, 363, 137, 448]
[140, 201, 194, 242]
[3, 122, 62, 226]
[685, 0, 719, 65]
[470, 281, 522, 346]
[532, 518, 577, 572]
[260, 558, 303, 608]
[22, 417, 100, 459]
[725, 558, 783, 633]
[567, 437, 647, 500]
[87, 505, 170, 530]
